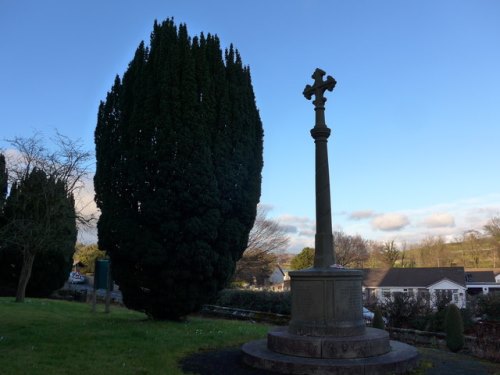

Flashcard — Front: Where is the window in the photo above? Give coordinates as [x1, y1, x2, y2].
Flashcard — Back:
[418, 288, 430, 299]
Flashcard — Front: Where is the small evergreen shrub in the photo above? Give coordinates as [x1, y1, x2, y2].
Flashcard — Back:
[372, 307, 385, 330]
[445, 304, 465, 352]
[216, 289, 291, 315]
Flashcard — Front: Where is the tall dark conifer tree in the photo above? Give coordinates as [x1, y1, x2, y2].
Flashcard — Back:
[95, 19, 263, 319]
[0, 154, 7, 211]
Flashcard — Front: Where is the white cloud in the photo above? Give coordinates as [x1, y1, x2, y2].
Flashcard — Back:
[371, 213, 410, 231]
[287, 236, 314, 254]
[341, 194, 500, 245]
[74, 176, 99, 244]
[276, 214, 316, 253]
[278, 215, 316, 234]
[74, 180, 98, 218]
[279, 214, 314, 225]
[421, 213, 455, 228]
[298, 229, 315, 237]
[348, 210, 375, 220]
[280, 224, 298, 234]
[78, 226, 98, 244]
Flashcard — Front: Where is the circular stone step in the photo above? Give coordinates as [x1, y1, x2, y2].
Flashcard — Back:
[242, 339, 419, 375]
[268, 326, 391, 359]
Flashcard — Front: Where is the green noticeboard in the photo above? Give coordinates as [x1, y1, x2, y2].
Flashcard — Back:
[94, 259, 110, 290]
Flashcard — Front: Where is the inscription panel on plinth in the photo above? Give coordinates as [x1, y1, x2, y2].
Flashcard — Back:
[334, 279, 362, 321]
[291, 280, 324, 321]
[325, 279, 334, 320]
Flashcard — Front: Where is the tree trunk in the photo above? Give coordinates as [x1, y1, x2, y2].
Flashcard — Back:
[15, 251, 36, 302]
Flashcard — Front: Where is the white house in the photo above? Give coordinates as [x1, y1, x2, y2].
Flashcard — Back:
[269, 265, 286, 284]
[268, 265, 290, 291]
[362, 267, 467, 309]
[266, 266, 499, 303]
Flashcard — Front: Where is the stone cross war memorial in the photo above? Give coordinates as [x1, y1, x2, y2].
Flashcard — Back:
[242, 69, 419, 375]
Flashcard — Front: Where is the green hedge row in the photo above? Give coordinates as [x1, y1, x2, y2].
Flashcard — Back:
[215, 289, 291, 315]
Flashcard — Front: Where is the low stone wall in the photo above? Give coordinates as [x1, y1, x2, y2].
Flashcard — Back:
[200, 306, 499, 363]
[387, 327, 500, 363]
[201, 304, 290, 325]
[386, 327, 447, 349]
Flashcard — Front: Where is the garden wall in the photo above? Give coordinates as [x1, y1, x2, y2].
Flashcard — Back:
[387, 327, 500, 363]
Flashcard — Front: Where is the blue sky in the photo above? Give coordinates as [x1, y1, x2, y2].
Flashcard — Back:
[1, 1, 499, 252]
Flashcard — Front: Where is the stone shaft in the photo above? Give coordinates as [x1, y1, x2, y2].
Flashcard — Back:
[304, 68, 337, 268]
[312, 127, 335, 267]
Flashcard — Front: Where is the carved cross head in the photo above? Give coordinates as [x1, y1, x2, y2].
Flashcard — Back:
[303, 68, 336, 109]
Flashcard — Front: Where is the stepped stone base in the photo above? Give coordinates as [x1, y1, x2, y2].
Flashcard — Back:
[242, 268, 420, 374]
[242, 338, 419, 375]
[268, 326, 391, 359]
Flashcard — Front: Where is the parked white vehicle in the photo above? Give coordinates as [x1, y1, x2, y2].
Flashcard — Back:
[363, 307, 387, 325]
[363, 307, 374, 322]
[68, 271, 86, 284]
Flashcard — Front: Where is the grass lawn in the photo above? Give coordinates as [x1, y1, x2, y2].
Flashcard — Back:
[0, 297, 268, 374]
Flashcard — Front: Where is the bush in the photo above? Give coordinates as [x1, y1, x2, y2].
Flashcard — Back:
[372, 307, 385, 330]
[424, 292, 453, 332]
[460, 307, 476, 332]
[381, 293, 432, 328]
[477, 293, 500, 321]
[428, 308, 447, 332]
[216, 289, 291, 315]
[445, 304, 465, 352]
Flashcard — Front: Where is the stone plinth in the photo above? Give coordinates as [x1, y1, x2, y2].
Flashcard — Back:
[288, 268, 365, 337]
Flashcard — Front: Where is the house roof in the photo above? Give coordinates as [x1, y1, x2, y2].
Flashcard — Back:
[362, 267, 466, 288]
[276, 264, 285, 276]
[465, 271, 496, 283]
[465, 268, 500, 278]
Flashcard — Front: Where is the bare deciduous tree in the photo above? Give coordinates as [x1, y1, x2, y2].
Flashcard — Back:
[334, 231, 368, 267]
[378, 240, 400, 268]
[234, 206, 290, 285]
[484, 216, 500, 267]
[484, 216, 500, 238]
[5, 131, 94, 226]
[461, 230, 483, 268]
[417, 236, 449, 267]
[399, 241, 416, 268]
